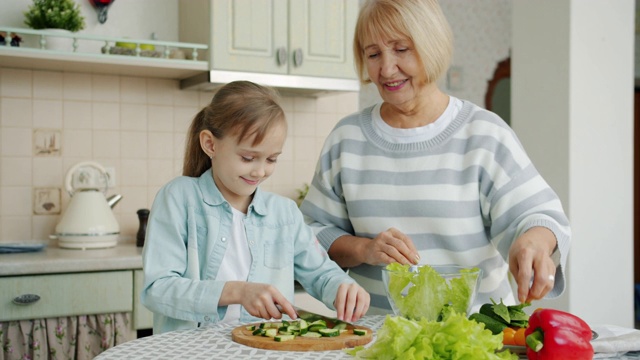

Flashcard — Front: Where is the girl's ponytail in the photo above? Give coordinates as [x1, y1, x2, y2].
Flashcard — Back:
[182, 108, 210, 177]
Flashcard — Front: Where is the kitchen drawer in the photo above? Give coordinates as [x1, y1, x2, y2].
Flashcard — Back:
[0, 271, 132, 322]
[133, 269, 153, 329]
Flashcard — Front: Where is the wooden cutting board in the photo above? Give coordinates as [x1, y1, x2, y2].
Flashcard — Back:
[231, 321, 373, 351]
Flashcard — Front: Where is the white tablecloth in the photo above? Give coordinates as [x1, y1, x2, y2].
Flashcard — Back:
[95, 316, 387, 360]
[95, 315, 640, 360]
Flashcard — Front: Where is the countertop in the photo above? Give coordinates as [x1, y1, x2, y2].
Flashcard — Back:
[0, 242, 143, 276]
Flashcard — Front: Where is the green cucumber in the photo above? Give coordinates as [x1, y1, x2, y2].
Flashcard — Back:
[298, 319, 309, 335]
[263, 328, 278, 337]
[318, 328, 340, 337]
[308, 324, 326, 332]
[309, 319, 327, 327]
[333, 322, 347, 331]
[275, 334, 296, 342]
[301, 331, 323, 338]
[353, 328, 368, 336]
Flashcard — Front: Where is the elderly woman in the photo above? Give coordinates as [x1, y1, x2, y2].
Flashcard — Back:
[300, 0, 570, 314]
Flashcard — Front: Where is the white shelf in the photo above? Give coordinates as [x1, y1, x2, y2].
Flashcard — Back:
[0, 27, 208, 80]
[0, 46, 208, 79]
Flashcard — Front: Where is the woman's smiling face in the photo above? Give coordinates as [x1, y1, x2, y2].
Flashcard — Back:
[210, 120, 287, 211]
[364, 36, 428, 109]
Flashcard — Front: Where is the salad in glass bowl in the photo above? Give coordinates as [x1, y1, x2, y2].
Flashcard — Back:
[381, 263, 482, 321]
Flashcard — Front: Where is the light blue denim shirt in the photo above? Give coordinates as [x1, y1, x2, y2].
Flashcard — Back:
[141, 169, 354, 333]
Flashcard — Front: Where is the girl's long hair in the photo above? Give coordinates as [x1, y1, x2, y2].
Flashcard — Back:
[182, 81, 285, 177]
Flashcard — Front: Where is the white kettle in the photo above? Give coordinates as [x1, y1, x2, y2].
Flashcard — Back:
[54, 161, 122, 249]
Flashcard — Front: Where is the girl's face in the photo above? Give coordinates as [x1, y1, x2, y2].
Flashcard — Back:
[210, 120, 287, 212]
[363, 35, 428, 109]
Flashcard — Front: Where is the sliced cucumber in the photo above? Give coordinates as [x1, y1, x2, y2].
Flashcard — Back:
[245, 325, 256, 331]
[309, 319, 327, 327]
[298, 319, 309, 335]
[333, 322, 347, 331]
[263, 328, 278, 337]
[301, 331, 323, 338]
[252, 328, 265, 336]
[308, 324, 326, 332]
[353, 329, 368, 336]
[288, 325, 300, 334]
[318, 328, 340, 337]
[274, 334, 296, 342]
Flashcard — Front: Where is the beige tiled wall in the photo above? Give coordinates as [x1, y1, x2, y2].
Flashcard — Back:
[0, 68, 358, 244]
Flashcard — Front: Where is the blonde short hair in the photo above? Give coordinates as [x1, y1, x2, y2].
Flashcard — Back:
[353, 0, 453, 84]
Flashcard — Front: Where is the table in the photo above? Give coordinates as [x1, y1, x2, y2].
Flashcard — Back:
[96, 315, 640, 360]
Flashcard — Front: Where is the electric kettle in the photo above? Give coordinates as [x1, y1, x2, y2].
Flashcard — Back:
[54, 161, 122, 249]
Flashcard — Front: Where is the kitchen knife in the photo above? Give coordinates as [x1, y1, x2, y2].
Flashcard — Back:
[294, 307, 352, 327]
[276, 304, 350, 326]
[276, 304, 352, 326]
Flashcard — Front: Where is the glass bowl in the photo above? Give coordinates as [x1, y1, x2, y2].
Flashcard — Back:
[381, 264, 482, 321]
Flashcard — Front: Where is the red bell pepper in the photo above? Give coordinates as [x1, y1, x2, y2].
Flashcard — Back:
[525, 308, 594, 360]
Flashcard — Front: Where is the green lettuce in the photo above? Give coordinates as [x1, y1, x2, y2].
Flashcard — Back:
[385, 263, 479, 321]
[346, 312, 517, 360]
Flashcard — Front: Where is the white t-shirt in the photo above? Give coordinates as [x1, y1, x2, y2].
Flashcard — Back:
[372, 96, 462, 143]
[215, 207, 252, 323]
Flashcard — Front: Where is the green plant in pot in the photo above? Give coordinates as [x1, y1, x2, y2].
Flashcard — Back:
[24, 0, 86, 51]
[24, 0, 86, 32]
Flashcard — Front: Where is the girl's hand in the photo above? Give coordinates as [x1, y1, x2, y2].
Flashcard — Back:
[508, 227, 558, 303]
[223, 282, 297, 320]
[364, 228, 420, 266]
[333, 283, 370, 323]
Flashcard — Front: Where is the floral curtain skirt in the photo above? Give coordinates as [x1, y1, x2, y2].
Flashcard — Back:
[0, 313, 133, 360]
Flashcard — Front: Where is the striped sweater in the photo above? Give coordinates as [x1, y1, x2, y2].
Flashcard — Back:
[300, 101, 571, 313]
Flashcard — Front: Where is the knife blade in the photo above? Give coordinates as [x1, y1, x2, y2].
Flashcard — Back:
[276, 304, 350, 326]
[294, 307, 350, 326]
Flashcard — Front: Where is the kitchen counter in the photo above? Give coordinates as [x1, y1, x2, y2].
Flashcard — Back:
[0, 242, 142, 276]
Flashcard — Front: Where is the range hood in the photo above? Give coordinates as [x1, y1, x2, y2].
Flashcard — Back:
[180, 70, 361, 97]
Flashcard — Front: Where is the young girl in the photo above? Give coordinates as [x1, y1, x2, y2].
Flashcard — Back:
[141, 81, 369, 334]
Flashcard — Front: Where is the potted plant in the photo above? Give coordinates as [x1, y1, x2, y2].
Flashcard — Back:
[24, 0, 85, 51]
[24, 0, 86, 32]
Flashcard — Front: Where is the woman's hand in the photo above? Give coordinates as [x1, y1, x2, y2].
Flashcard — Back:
[363, 228, 420, 266]
[220, 282, 297, 320]
[333, 283, 370, 323]
[328, 228, 419, 268]
[508, 227, 558, 303]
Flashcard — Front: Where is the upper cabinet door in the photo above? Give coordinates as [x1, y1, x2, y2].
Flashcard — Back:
[288, 0, 358, 79]
[212, 0, 288, 74]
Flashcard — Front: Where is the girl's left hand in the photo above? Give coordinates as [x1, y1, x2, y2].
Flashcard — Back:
[333, 283, 370, 323]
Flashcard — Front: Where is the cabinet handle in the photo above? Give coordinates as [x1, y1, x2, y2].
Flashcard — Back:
[293, 48, 303, 67]
[13, 294, 41, 305]
[276, 47, 287, 66]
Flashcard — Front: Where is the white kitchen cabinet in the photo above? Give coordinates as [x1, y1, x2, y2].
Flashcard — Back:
[288, 0, 358, 79]
[134, 269, 154, 330]
[178, 0, 360, 93]
[0, 271, 132, 322]
[0, 244, 152, 334]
